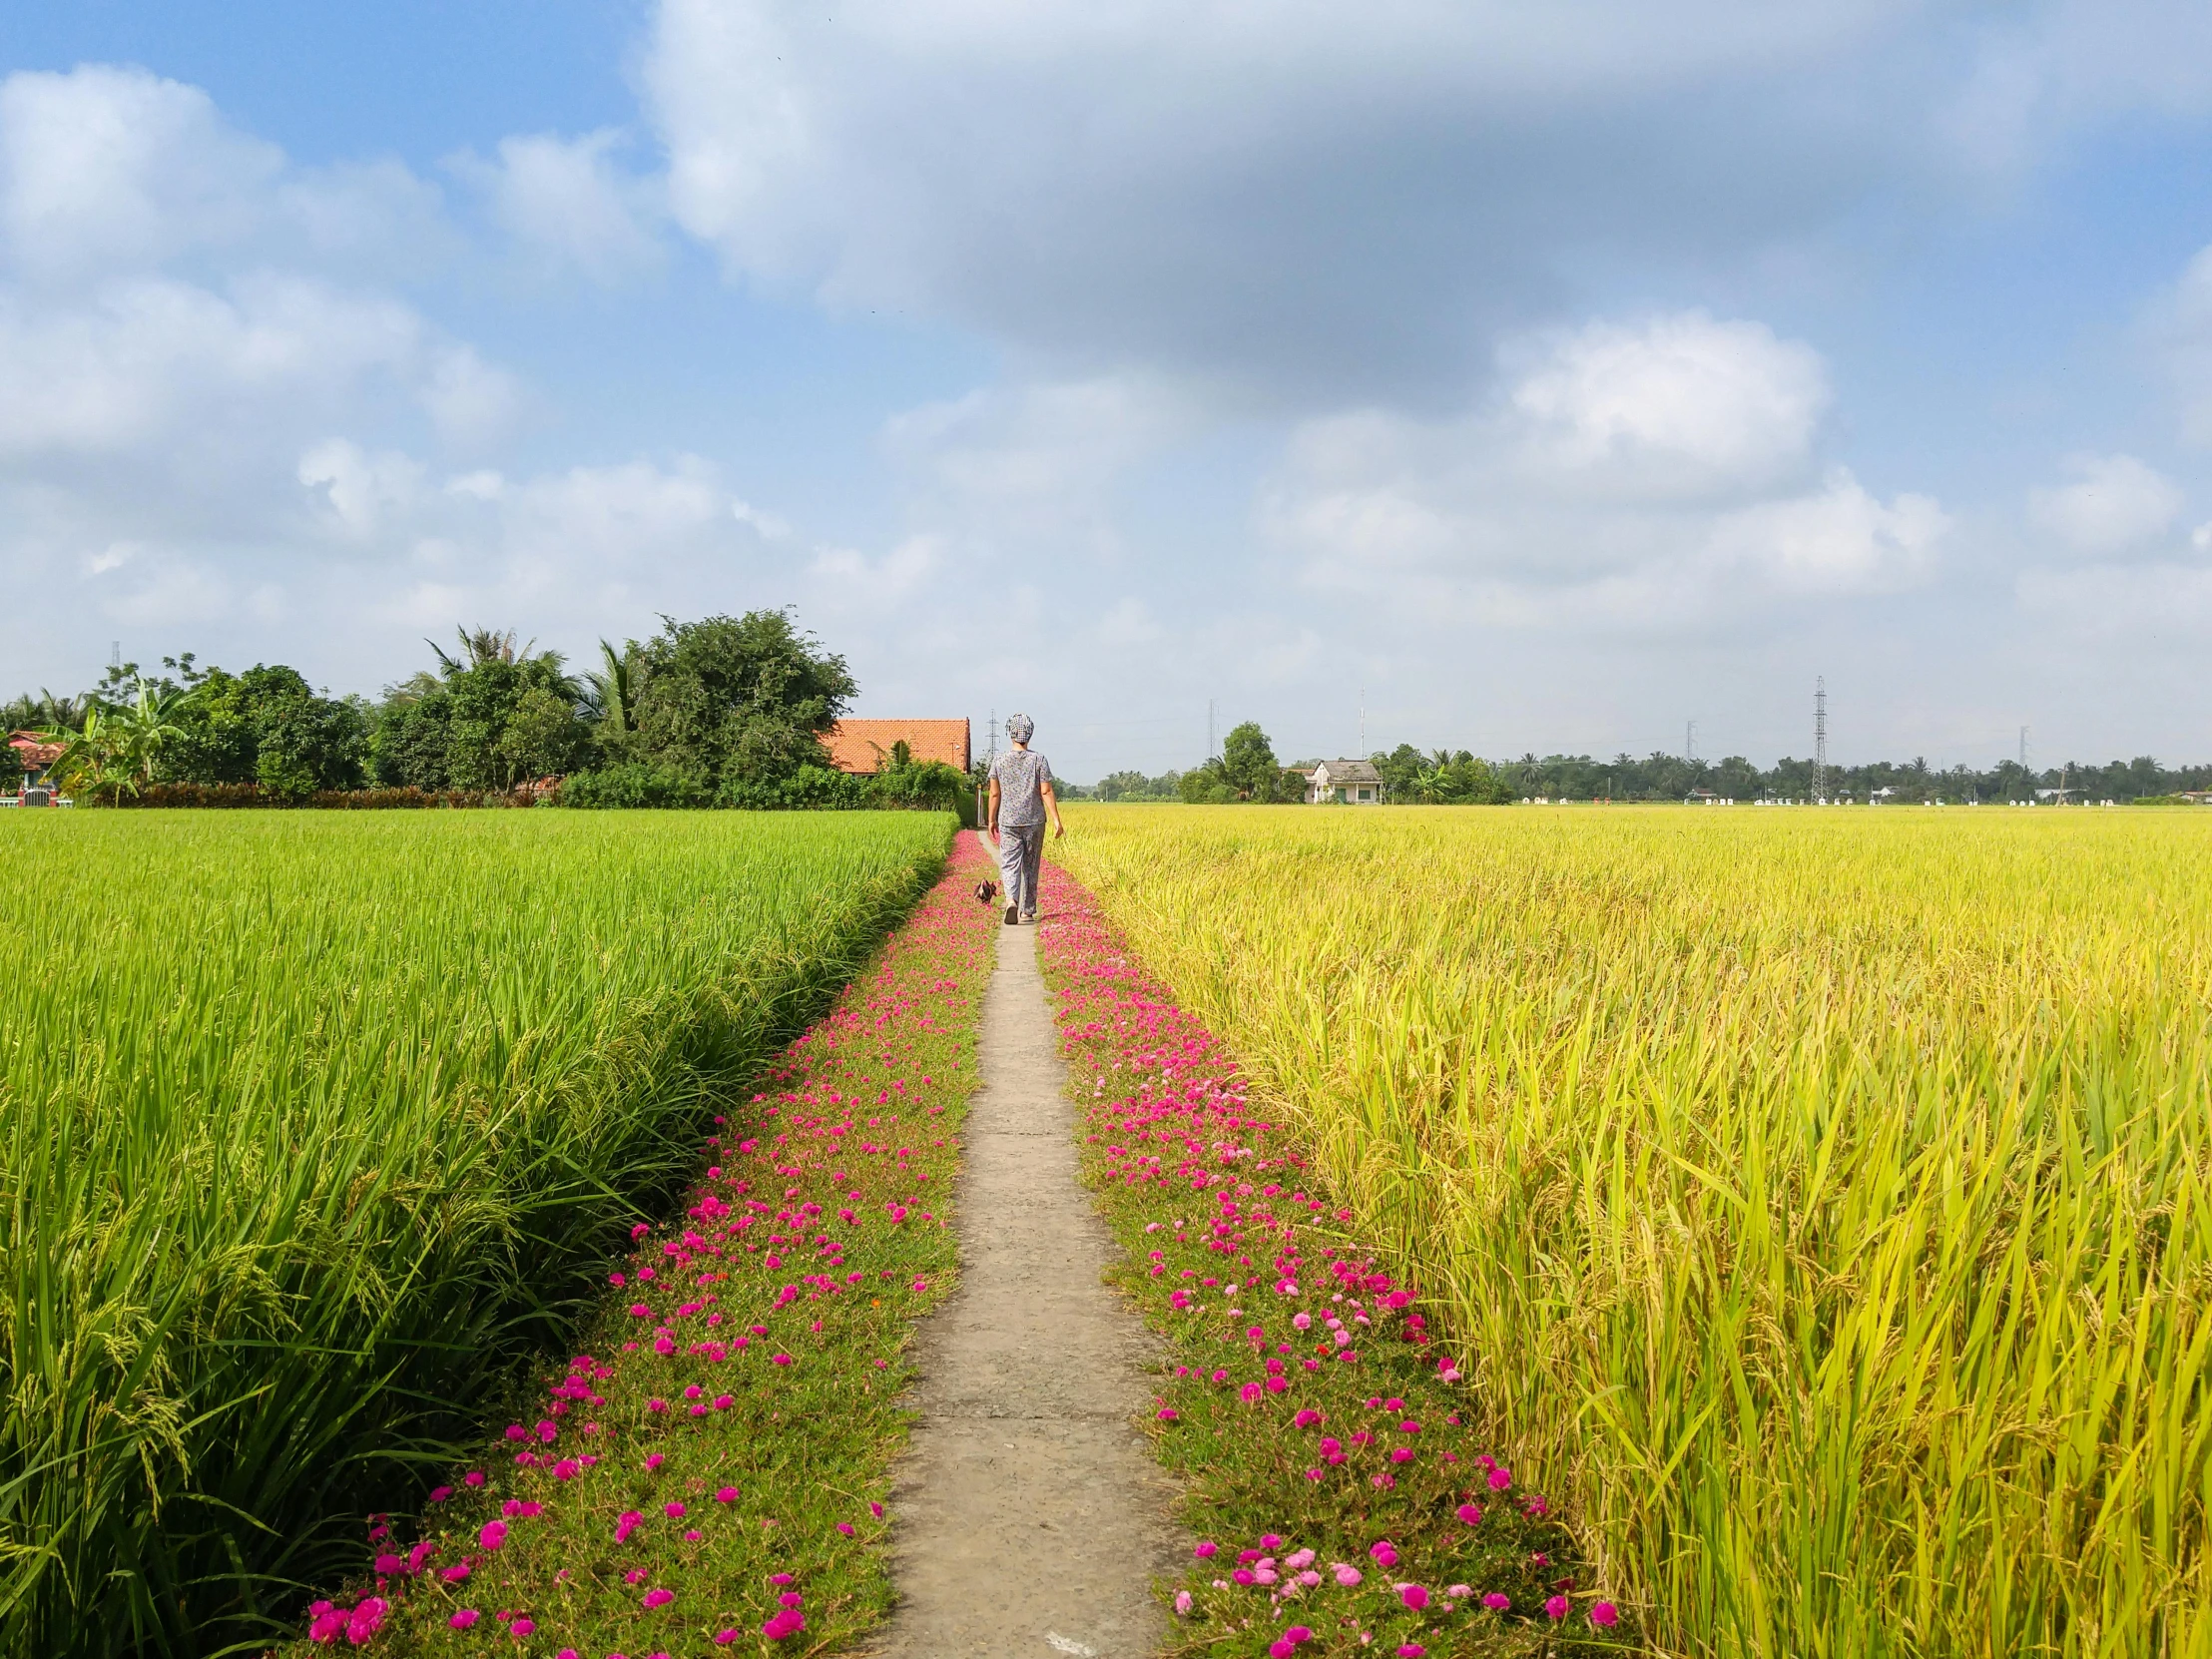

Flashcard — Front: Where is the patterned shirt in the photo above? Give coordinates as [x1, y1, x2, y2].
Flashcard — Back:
[990, 749, 1054, 827]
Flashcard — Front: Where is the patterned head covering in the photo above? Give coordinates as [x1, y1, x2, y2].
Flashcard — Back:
[1006, 713, 1035, 743]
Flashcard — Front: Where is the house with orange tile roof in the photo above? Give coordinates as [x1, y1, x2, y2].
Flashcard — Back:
[822, 718, 971, 775]
[8, 731, 65, 779]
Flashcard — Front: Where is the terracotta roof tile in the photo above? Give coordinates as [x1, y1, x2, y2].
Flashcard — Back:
[822, 719, 971, 775]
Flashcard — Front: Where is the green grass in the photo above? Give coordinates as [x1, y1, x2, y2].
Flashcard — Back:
[0, 809, 952, 1657]
[1057, 805, 2212, 1659]
[275, 831, 999, 1656]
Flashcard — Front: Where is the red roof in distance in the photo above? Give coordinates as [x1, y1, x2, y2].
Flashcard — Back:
[822, 719, 971, 776]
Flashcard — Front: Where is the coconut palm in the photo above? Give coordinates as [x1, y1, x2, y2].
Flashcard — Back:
[581, 640, 633, 735]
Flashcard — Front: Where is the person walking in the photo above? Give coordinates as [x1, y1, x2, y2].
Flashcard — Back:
[986, 714, 1064, 924]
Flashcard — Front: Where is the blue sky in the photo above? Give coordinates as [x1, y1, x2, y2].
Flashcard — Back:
[5, 0, 2211, 779]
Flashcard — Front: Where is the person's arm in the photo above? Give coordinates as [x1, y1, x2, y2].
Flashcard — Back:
[987, 776, 1001, 842]
[1041, 776, 1066, 838]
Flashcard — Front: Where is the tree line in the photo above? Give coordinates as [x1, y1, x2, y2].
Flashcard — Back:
[1086, 725, 2212, 805]
[5, 611, 966, 811]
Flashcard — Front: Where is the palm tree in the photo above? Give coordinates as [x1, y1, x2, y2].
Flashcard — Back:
[427, 627, 536, 676]
[581, 640, 633, 735]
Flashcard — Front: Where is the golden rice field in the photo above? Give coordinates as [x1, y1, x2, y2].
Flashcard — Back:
[1057, 804, 2212, 1659]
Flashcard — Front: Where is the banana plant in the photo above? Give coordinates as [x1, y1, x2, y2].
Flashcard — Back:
[43, 679, 199, 799]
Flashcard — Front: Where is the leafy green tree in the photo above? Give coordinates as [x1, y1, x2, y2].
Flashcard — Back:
[1221, 722, 1282, 801]
[370, 631, 589, 792]
[616, 611, 855, 795]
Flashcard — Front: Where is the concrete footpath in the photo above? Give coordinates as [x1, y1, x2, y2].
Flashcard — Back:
[873, 915, 1182, 1658]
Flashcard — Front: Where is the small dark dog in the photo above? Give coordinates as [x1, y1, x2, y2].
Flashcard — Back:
[973, 878, 1000, 905]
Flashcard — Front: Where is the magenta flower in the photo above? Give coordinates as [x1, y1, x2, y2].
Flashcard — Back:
[1591, 1601, 1621, 1627]
[717, 1486, 741, 1503]
[642, 1586, 674, 1609]
[1396, 1648, 1426, 1658]
[1454, 1502, 1481, 1526]
[762, 1608, 807, 1640]
[1486, 1466, 1512, 1490]
[1482, 1592, 1511, 1611]
[477, 1521, 506, 1552]
[512, 1618, 535, 1636]
[1294, 1408, 1323, 1428]
[1545, 1594, 1570, 1620]
[1400, 1584, 1429, 1610]
[449, 1609, 479, 1629]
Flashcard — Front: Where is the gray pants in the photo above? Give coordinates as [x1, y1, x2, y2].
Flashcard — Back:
[997, 822, 1045, 916]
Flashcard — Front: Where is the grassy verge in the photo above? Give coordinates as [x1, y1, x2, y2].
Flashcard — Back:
[1034, 862, 1630, 1659]
[279, 831, 997, 1656]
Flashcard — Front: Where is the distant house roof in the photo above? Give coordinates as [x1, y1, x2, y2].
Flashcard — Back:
[1314, 759, 1383, 786]
[7, 731, 64, 769]
[822, 719, 972, 776]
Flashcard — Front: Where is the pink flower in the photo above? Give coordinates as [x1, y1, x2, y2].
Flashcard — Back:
[1591, 1601, 1621, 1628]
[1157, 1407, 1179, 1422]
[1293, 1408, 1323, 1428]
[762, 1608, 807, 1640]
[1332, 1564, 1363, 1587]
[715, 1631, 741, 1646]
[449, 1609, 479, 1629]
[664, 1502, 687, 1519]
[344, 1597, 387, 1643]
[1194, 1541, 1217, 1558]
[642, 1586, 675, 1609]
[1396, 1648, 1425, 1658]
[372, 1552, 402, 1575]
[477, 1521, 507, 1551]
[717, 1486, 741, 1503]
[1369, 1540, 1398, 1568]
[1454, 1502, 1481, 1526]
[1486, 1466, 1512, 1490]
[1399, 1584, 1429, 1610]
[1482, 1592, 1511, 1611]
[1174, 1590, 1193, 1616]
[511, 1618, 535, 1636]
[1545, 1595, 1570, 1620]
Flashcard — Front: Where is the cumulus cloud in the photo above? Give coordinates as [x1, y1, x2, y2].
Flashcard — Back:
[448, 130, 665, 283]
[640, 0, 2212, 404]
[1263, 310, 1943, 625]
[2027, 452, 2184, 556]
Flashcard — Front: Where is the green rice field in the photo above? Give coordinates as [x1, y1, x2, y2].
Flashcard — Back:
[0, 810, 951, 1657]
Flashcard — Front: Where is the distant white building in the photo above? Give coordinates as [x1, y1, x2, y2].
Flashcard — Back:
[1306, 759, 1385, 804]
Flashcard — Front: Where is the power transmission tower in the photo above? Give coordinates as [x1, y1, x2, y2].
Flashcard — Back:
[1813, 678, 1829, 803]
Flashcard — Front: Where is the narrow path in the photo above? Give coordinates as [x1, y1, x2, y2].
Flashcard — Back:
[875, 915, 1183, 1658]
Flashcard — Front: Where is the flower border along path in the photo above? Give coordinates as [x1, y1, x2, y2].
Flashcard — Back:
[286, 831, 998, 1657]
[1032, 862, 1631, 1659]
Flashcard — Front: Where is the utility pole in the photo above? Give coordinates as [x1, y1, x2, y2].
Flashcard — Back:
[1813, 677, 1829, 804]
[1359, 687, 1366, 755]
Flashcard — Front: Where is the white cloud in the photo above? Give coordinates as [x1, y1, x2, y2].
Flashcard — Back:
[449, 130, 665, 283]
[2027, 452, 2184, 556]
[0, 66, 277, 279]
[1263, 310, 1944, 625]
[1507, 313, 1829, 498]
